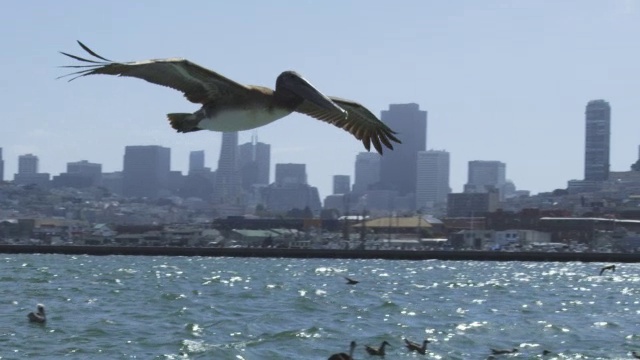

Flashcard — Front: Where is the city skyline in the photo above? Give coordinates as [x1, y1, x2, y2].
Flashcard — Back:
[1, 2, 640, 200]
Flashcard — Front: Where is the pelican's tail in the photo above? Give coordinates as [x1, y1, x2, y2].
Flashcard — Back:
[167, 113, 202, 133]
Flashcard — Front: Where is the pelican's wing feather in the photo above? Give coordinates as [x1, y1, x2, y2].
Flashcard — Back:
[295, 96, 401, 154]
[59, 41, 250, 104]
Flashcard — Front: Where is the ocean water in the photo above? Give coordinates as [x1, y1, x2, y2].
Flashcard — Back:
[1, 255, 639, 359]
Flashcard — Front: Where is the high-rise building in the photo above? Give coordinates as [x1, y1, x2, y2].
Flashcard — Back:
[584, 99, 611, 181]
[53, 160, 103, 188]
[464, 160, 506, 198]
[189, 150, 205, 174]
[332, 175, 351, 194]
[275, 163, 307, 186]
[214, 132, 241, 204]
[0, 147, 4, 182]
[14, 154, 50, 187]
[18, 154, 38, 174]
[238, 138, 271, 190]
[353, 152, 381, 193]
[416, 150, 450, 209]
[122, 145, 171, 198]
[379, 103, 427, 195]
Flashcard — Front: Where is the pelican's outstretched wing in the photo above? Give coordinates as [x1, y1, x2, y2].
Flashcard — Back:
[295, 96, 401, 154]
[59, 41, 250, 104]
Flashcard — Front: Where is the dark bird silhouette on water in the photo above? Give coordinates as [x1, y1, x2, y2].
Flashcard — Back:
[632, 350, 640, 359]
[365, 340, 390, 356]
[599, 264, 616, 275]
[404, 338, 430, 354]
[491, 348, 518, 355]
[344, 277, 359, 285]
[27, 304, 46, 323]
[328, 341, 356, 360]
[59, 41, 401, 155]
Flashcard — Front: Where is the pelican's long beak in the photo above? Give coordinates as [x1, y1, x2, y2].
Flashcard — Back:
[284, 73, 347, 117]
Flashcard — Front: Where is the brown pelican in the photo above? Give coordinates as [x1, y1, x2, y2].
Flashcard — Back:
[490, 348, 518, 355]
[27, 304, 46, 323]
[632, 350, 640, 359]
[365, 340, 390, 356]
[599, 264, 616, 275]
[404, 338, 430, 354]
[59, 41, 401, 154]
[344, 276, 359, 285]
[328, 341, 356, 360]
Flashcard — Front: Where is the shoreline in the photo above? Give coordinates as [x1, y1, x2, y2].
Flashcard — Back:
[1, 245, 640, 262]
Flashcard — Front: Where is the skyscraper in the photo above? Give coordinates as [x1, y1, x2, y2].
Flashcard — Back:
[122, 145, 171, 198]
[464, 160, 506, 199]
[189, 150, 205, 174]
[332, 175, 351, 194]
[237, 137, 271, 190]
[353, 152, 381, 193]
[416, 150, 450, 209]
[584, 99, 611, 181]
[0, 148, 4, 182]
[214, 132, 241, 204]
[14, 154, 50, 187]
[18, 154, 38, 174]
[379, 103, 427, 195]
[66, 160, 102, 186]
[275, 163, 307, 186]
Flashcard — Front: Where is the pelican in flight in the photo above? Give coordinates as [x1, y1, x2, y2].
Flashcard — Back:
[328, 341, 357, 360]
[59, 41, 401, 154]
[344, 276, 359, 285]
[27, 304, 46, 323]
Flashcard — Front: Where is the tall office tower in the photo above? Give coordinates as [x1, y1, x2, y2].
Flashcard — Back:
[275, 163, 307, 186]
[464, 160, 506, 198]
[332, 175, 351, 194]
[379, 103, 427, 195]
[189, 150, 205, 174]
[67, 160, 102, 185]
[353, 152, 381, 193]
[18, 154, 38, 174]
[584, 99, 611, 181]
[214, 132, 241, 203]
[237, 136, 271, 190]
[416, 150, 450, 209]
[0, 147, 4, 182]
[122, 145, 171, 198]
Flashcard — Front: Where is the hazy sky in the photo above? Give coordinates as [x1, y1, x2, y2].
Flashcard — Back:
[1, 1, 639, 200]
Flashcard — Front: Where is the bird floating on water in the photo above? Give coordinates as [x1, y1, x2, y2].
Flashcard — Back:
[490, 348, 518, 355]
[632, 350, 640, 359]
[328, 340, 357, 360]
[59, 41, 401, 154]
[344, 276, 359, 285]
[404, 338, 430, 354]
[365, 340, 390, 356]
[599, 264, 616, 276]
[27, 304, 46, 323]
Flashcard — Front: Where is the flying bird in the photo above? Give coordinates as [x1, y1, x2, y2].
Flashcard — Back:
[59, 41, 401, 154]
[365, 340, 390, 356]
[599, 264, 616, 276]
[328, 341, 357, 360]
[404, 338, 430, 354]
[27, 304, 46, 323]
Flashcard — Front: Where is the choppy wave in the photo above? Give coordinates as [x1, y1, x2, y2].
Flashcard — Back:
[1, 255, 639, 359]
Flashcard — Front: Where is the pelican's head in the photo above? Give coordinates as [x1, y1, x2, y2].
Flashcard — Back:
[36, 304, 45, 314]
[275, 71, 346, 116]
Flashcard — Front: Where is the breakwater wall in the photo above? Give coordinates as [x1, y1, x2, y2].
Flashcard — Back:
[1, 245, 640, 262]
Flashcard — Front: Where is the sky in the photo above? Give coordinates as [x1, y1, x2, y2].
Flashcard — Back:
[1, 1, 639, 200]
